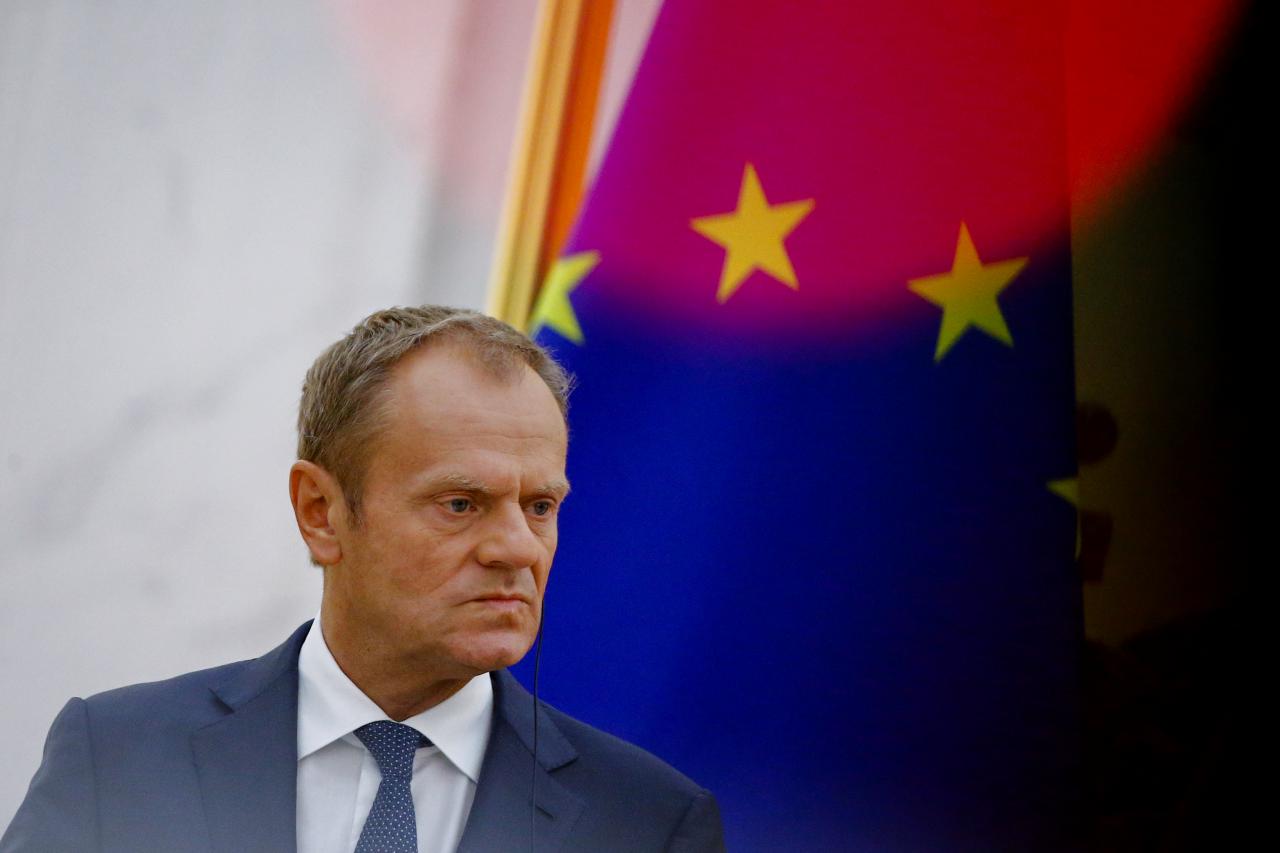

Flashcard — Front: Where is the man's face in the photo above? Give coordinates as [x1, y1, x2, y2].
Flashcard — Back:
[325, 343, 568, 678]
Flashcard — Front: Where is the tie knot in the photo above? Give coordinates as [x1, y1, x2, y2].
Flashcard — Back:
[354, 721, 429, 779]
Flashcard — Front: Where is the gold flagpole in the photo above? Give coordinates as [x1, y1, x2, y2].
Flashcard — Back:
[486, 0, 615, 330]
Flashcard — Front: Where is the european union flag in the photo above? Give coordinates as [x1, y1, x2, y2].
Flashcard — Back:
[522, 1, 1080, 848]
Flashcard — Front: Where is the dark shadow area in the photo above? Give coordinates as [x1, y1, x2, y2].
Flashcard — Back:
[1081, 1, 1260, 848]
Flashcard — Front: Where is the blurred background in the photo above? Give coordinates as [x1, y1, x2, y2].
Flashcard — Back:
[1070, 1, 1259, 844]
[0, 0, 660, 827]
[0, 0, 1258, 846]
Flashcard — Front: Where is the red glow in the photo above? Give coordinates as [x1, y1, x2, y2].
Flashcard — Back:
[1066, 0, 1241, 216]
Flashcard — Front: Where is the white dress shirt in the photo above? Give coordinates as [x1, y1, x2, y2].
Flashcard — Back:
[296, 616, 493, 853]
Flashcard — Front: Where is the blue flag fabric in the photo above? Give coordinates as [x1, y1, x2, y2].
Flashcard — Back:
[521, 2, 1081, 849]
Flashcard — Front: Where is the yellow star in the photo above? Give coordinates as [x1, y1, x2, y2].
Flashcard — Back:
[690, 163, 814, 303]
[529, 251, 600, 344]
[1046, 478, 1078, 505]
[907, 222, 1027, 362]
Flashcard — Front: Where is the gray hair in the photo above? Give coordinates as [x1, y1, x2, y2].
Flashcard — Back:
[297, 305, 571, 518]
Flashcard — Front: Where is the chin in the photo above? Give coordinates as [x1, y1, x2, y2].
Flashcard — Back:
[454, 630, 536, 674]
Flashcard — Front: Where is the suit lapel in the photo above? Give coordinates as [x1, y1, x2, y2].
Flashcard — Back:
[187, 627, 584, 852]
[457, 670, 585, 852]
[190, 622, 309, 853]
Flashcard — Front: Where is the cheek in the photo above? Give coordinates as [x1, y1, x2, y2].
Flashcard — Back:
[540, 520, 559, 554]
[534, 544, 556, 591]
[381, 536, 472, 594]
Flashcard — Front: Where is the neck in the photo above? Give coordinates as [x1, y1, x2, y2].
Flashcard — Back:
[318, 600, 471, 721]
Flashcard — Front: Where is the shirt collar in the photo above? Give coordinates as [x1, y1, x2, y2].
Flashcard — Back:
[296, 615, 493, 783]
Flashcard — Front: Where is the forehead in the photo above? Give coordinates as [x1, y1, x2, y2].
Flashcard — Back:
[371, 342, 567, 476]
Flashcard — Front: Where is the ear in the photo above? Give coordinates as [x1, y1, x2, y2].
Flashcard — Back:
[289, 460, 346, 566]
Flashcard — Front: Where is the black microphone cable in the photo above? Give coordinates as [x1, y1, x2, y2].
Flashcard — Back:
[530, 605, 545, 853]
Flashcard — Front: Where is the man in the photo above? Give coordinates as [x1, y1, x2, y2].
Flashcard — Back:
[2, 306, 725, 852]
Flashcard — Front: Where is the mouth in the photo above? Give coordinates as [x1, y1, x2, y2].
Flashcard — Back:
[470, 594, 531, 611]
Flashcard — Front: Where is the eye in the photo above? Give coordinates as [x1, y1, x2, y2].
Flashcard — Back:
[445, 497, 473, 514]
[529, 500, 555, 517]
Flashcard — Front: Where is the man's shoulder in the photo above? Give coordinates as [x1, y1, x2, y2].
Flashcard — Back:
[80, 622, 309, 733]
[84, 656, 247, 704]
[490, 670, 710, 812]
[79, 656, 258, 732]
[516, 692, 724, 850]
[540, 701, 707, 798]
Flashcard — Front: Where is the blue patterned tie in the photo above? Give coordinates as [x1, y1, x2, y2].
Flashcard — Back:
[354, 720, 430, 853]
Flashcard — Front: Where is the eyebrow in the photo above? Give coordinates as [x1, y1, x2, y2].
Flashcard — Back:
[433, 474, 491, 496]
[431, 473, 571, 499]
[539, 478, 572, 499]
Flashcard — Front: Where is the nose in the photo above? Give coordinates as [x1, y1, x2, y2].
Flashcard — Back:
[475, 502, 542, 570]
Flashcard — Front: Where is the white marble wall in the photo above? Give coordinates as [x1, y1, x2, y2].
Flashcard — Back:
[0, 0, 555, 825]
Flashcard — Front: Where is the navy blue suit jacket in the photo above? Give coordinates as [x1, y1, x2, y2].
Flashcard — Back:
[1, 622, 724, 852]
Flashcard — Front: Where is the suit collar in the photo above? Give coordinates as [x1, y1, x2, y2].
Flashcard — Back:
[490, 669, 577, 770]
[188, 623, 587, 852]
[208, 620, 311, 711]
[458, 670, 584, 851]
[190, 621, 310, 853]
